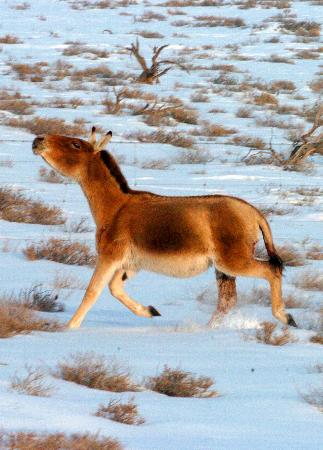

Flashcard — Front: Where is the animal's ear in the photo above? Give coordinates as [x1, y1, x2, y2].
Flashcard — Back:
[93, 131, 112, 153]
[89, 126, 96, 147]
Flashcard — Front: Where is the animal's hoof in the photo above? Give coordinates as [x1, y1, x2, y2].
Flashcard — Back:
[287, 313, 297, 328]
[148, 305, 161, 317]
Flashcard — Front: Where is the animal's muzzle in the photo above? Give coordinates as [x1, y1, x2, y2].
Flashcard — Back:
[32, 136, 45, 154]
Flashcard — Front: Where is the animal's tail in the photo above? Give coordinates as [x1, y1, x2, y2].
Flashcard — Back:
[258, 214, 283, 274]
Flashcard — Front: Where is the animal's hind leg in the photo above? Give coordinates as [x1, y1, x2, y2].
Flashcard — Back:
[208, 271, 237, 326]
[109, 270, 161, 318]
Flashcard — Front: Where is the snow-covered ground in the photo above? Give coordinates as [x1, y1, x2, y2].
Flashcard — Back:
[0, 1, 322, 449]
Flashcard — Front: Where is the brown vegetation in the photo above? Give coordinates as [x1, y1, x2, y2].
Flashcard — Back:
[23, 238, 96, 267]
[255, 322, 295, 346]
[293, 271, 323, 291]
[0, 431, 122, 450]
[39, 167, 67, 184]
[301, 386, 323, 412]
[95, 398, 145, 425]
[7, 284, 64, 313]
[145, 365, 218, 398]
[56, 353, 139, 392]
[5, 116, 86, 136]
[0, 300, 61, 338]
[0, 186, 66, 225]
[10, 366, 54, 397]
[310, 334, 323, 345]
[0, 34, 22, 44]
[127, 129, 195, 148]
[0, 89, 33, 115]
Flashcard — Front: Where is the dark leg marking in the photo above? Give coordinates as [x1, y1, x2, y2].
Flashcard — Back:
[148, 305, 161, 317]
[122, 272, 127, 281]
[287, 313, 297, 328]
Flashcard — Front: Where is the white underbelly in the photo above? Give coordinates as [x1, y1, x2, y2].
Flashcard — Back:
[125, 253, 213, 278]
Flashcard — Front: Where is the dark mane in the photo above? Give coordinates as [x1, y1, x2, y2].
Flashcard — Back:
[100, 150, 131, 194]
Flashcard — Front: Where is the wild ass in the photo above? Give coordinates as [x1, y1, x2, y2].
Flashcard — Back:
[32, 128, 297, 329]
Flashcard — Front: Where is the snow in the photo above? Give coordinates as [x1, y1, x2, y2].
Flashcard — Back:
[0, 0, 322, 449]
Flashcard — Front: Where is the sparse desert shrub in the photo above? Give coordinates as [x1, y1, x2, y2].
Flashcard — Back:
[51, 271, 85, 290]
[39, 167, 67, 184]
[0, 34, 22, 44]
[0, 431, 122, 450]
[310, 335, 323, 345]
[173, 148, 214, 164]
[254, 322, 295, 346]
[5, 116, 86, 136]
[146, 365, 218, 398]
[8, 284, 64, 313]
[309, 78, 323, 93]
[265, 54, 294, 64]
[232, 135, 266, 150]
[301, 386, 323, 412]
[194, 122, 236, 137]
[280, 19, 320, 37]
[0, 301, 61, 338]
[63, 43, 109, 58]
[194, 15, 245, 28]
[10, 61, 48, 82]
[141, 159, 170, 170]
[10, 366, 54, 397]
[0, 90, 33, 114]
[306, 245, 323, 261]
[56, 353, 138, 392]
[254, 92, 278, 106]
[293, 271, 323, 291]
[23, 238, 96, 267]
[236, 107, 253, 118]
[127, 130, 195, 148]
[0, 187, 66, 225]
[95, 398, 145, 425]
[259, 204, 294, 217]
[269, 80, 296, 92]
[190, 92, 209, 103]
[64, 217, 92, 233]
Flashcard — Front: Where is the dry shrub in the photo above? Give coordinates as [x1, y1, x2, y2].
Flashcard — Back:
[51, 271, 85, 290]
[240, 286, 270, 306]
[259, 204, 294, 217]
[254, 92, 278, 106]
[265, 54, 294, 64]
[232, 135, 266, 150]
[56, 353, 138, 392]
[255, 322, 295, 346]
[310, 335, 323, 345]
[280, 19, 321, 37]
[23, 238, 96, 267]
[146, 365, 218, 398]
[301, 386, 323, 412]
[173, 148, 214, 164]
[293, 271, 323, 291]
[7, 284, 64, 313]
[39, 167, 67, 184]
[10, 366, 54, 397]
[136, 11, 167, 22]
[0, 431, 122, 450]
[0, 301, 61, 338]
[63, 44, 109, 58]
[309, 78, 323, 93]
[127, 130, 195, 149]
[170, 106, 199, 124]
[0, 90, 33, 115]
[141, 159, 170, 170]
[295, 49, 320, 60]
[194, 122, 236, 137]
[194, 15, 245, 28]
[190, 92, 209, 103]
[256, 243, 304, 267]
[64, 217, 92, 233]
[306, 245, 323, 261]
[10, 62, 48, 82]
[269, 80, 296, 92]
[136, 30, 165, 39]
[5, 116, 86, 136]
[95, 398, 145, 425]
[0, 34, 22, 44]
[236, 107, 253, 118]
[0, 186, 65, 225]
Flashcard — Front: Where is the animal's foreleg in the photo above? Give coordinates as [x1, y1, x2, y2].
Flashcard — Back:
[109, 270, 161, 318]
[208, 271, 237, 326]
[67, 258, 117, 329]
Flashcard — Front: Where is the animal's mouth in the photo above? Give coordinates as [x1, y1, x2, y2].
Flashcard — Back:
[32, 136, 46, 155]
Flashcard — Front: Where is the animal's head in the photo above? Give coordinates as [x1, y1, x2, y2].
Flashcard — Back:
[32, 127, 112, 179]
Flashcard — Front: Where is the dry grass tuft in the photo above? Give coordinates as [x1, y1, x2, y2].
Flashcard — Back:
[310, 335, 323, 345]
[95, 397, 145, 425]
[7, 284, 64, 313]
[127, 130, 195, 148]
[56, 352, 139, 392]
[232, 135, 266, 150]
[39, 167, 67, 184]
[0, 34, 22, 44]
[301, 386, 323, 412]
[23, 238, 96, 267]
[0, 186, 66, 225]
[0, 431, 122, 450]
[254, 92, 278, 106]
[256, 243, 305, 267]
[293, 271, 323, 292]
[0, 300, 61, 338]
[306, 244, 323, 261]
[5, 116, 86, 136]
[10, 365, 54, 397]
[146, 365, 218, 398]
[255, 322, 296, 346]
[0, 89, 33, 114]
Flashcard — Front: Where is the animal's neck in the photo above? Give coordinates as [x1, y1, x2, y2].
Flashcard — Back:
[79, 156, 128, 230]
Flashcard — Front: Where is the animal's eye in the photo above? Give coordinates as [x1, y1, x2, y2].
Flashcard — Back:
[72, 142, 81, 149]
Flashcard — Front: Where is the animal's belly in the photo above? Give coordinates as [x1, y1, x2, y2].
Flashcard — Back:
[128, 254, 213, 278]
